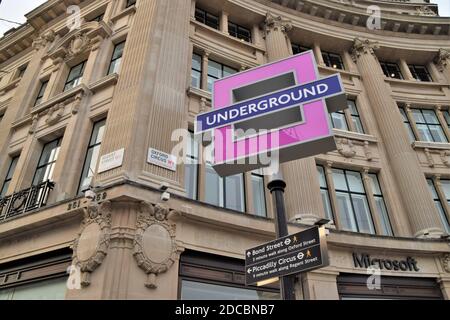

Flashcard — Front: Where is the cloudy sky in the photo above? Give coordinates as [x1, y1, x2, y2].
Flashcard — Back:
[0, 0, 449, 37]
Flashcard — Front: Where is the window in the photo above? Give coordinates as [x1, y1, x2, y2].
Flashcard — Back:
[368, 174, 393, 236]
[17, 65, 27, 78]
[332, 169, 375, 234]
[0, 277, 67, 300]
[329, 109, 349, 131]
[408, 65, 432, 82]
[322, 51, 344, 70]
[205, 162, 245, 212]
[1, 156, 19, 198]
[399, 108, 416, 143]
[317, 165, 334, 222]
[441, 179, 450, 208]
[411, 109, 447, 143]
[329, 100, 364, 133]
[195, 8, 219, 30]
[78, 120, 106, 194]
[0, 249, 71, 300]
[108, 41, 125, 75]
[251, 170, 266, 217]
[181, 280, 279, 300]
[32, 138, 61, 186]
[179, 250, 279, 300]
[427, 179, 450, 234]
[347, 100, 365, 134]
[126, 0, 136, 8]
[207, 60, 237, 92]
[443, 110, 450, 129]
[191, 53, 202, 89]
[292, 44, 310, 55]
[91, 13, 104, 22]
[228, 22, 251, 42]
[64, 61, 86, 91]
[34, 80, 48, 106]
[379, 62, 403, 79]
[185, 131, 199, 200]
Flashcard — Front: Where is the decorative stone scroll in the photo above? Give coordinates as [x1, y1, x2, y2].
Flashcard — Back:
[263, 12, 292, 37]
[133, 202, 180, 289]
[72, 200, 112, 287]
[434, 49, 450, 73]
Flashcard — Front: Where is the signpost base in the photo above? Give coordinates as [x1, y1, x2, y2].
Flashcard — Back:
[267, 174, 296, 301]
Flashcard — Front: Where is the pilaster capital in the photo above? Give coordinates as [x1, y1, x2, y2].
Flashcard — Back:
[262, 12, 292, 37]
[32, 29, 56, 51]
[350, 38, 379, 62]
[434, 49, 450, 72]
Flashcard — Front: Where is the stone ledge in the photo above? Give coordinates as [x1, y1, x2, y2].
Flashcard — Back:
[88, 73, 119, 93]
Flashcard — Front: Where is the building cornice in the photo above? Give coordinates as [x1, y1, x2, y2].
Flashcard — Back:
[229, 0, 449, 51]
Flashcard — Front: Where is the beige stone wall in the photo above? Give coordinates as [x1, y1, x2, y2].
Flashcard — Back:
[0, 0, 449, 300]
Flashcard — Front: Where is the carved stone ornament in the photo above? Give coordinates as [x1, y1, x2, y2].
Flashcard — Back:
[414, 6, 437, 17]
[350, 38, 380, 62]
[47, 21, 112, 63]
[434, 49, 450, 72]
[443, 254, 450, 273]
[32, 30, 56, 51]
[45, 103, 65, 126]
[263, 12, 292, 37]
[72, 201, 112, 287]
[133, 202, 180, 289]
[336, 138, 356, 158]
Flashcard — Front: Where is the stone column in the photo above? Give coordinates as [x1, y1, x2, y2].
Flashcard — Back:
[351, 38, 443, 238]
[201, 51, 209, 91]
[399, 59, 414, 81]
[220, 11, 229, 34]
[97, 0, 191, 194]
[434, 48, 450, 83]
[262, 12, 326, 224]
[313, 43, 325, 67]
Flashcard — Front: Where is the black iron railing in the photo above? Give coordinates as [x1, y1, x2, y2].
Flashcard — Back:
[0, 181, 54, 222]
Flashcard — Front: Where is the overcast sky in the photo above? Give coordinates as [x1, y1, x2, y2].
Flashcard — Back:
[0, 0, 449, 37]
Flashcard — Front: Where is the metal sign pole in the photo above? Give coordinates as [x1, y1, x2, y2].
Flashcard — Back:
[267, 173, 296, 301]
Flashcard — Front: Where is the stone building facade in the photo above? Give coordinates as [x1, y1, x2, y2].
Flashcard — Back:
[0, 0, 449, 300]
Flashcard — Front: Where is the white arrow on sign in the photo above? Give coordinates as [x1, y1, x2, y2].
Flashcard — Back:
[247, 268, 252, 274]
[247, 251, 251, 257]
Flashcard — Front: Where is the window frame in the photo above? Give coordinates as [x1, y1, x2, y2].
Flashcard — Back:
[368, 173, 394, 236]
[195, 7, 219, 30]
[322, 51, 345, 70]
[63, 61, 86, 92]
[408, 64, 432, 82]
[125, 0, 136, 8]
[107, 41, 126, 75]
[207, 59, 238, 92]
[228, 21, 252, 43]
[292, 44, 311, 55]
[411, 108, 448, 143]
[250, 170, 267, 217]
[32, 138, 62, 186]
[1, 156, 20, 198]
[191, 53, 202, 89]
[317, 165, 335, 223]
[34, 80, 49, 107]
[332, 168, 376, 234]
[427, 178, 450, 234]
[379, 61, 403, 80]
[185, 130, 199, 200]
[77, 119, 106, 194]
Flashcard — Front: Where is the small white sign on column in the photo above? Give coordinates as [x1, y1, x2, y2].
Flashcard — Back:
[98, 148, 125, 173]
[147, 148, 177, 172]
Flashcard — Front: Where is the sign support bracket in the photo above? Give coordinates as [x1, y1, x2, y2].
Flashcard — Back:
[267, 173, 297, 301]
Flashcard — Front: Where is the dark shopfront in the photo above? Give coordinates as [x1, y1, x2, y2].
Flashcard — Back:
[178, 250, 280, 300]
[337, 275, 443, 300]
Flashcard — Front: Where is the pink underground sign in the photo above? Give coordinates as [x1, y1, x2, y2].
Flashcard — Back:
[195, 51, 347, 177]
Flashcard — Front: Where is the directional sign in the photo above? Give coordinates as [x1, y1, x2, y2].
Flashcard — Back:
[245, 227, 329, 286]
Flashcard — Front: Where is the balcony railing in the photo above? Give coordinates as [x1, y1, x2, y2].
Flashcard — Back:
[0, 181, 54, 222]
